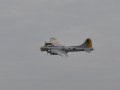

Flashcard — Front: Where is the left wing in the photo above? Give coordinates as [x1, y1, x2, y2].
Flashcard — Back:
[51, 49, 68, 57]
[50, 37, 61, 46]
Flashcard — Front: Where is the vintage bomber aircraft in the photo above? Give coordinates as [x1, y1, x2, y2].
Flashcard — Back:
[40, 38, 94, 57]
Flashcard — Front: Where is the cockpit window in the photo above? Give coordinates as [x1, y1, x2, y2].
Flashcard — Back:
[45, 43, 52, 46]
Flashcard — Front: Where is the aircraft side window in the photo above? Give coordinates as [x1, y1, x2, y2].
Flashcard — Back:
[73, 48, 76, 50]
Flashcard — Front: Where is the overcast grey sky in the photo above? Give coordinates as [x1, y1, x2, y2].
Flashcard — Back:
[0, 0, 120, 90]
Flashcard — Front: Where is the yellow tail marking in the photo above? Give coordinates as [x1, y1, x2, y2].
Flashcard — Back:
[87, 38, 92, 48]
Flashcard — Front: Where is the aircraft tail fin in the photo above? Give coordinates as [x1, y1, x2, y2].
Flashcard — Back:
[80, 38, 93, 48]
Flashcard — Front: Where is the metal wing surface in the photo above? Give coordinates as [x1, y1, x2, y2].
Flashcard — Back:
[50, 37, 61, 46]
[51, 49, 68, 57]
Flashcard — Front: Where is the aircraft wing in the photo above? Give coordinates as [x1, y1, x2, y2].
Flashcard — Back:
[50, 37, 61, 46]
[51, 49, 68, 57]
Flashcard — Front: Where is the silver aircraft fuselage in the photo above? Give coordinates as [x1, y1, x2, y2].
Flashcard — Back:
[40, 38, 94, 56]
[41, 45, 93, 53]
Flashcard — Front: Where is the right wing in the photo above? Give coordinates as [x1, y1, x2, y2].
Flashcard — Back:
[51, 49, 68, 57]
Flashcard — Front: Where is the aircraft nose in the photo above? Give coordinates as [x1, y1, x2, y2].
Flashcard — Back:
[40, 46, 46, 51]
[40, 47, 43, 51]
